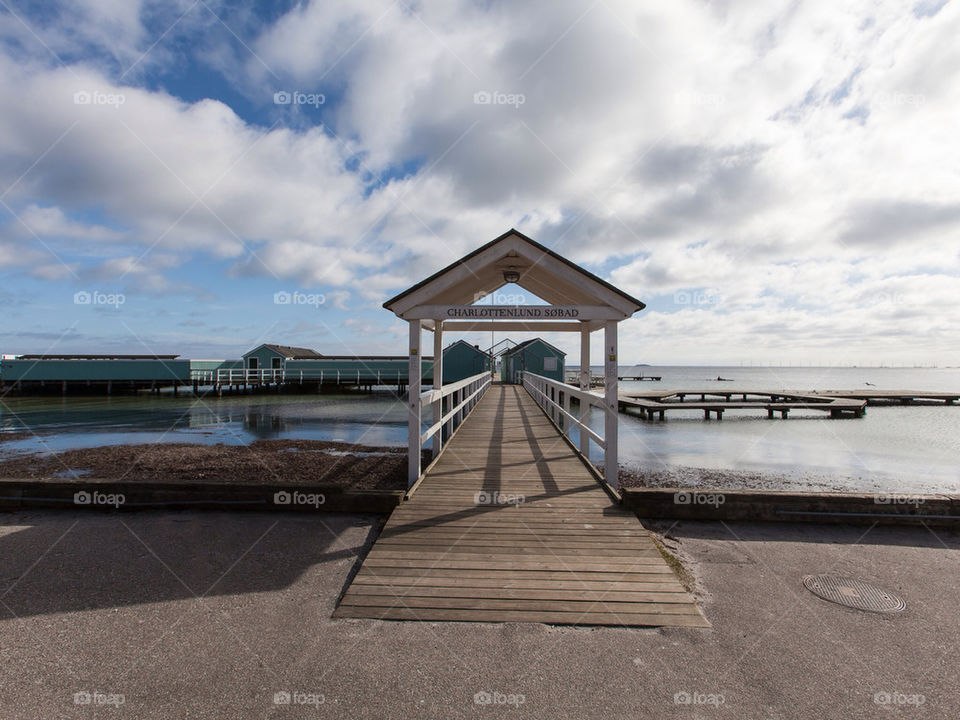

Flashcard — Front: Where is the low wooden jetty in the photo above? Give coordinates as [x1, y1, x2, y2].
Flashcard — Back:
[335, 384, 707, 627]
[814, 390, 958, 405]
[564, 373, 661, 386]
[619, 389, 868, 420]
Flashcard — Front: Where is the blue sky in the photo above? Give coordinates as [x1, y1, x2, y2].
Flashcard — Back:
[0, 0, 958, 364]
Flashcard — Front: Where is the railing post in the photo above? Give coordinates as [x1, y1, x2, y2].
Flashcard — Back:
[579, 324, 591, 458]
[407, 320, 422, 488]
[432, 320, 444, 457]
[604, 321, 619, 490]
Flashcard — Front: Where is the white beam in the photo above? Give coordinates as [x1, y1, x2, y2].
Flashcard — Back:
[579, 323, 590, 458]
[401, 305, 627, 321]
[604, 320, 618, 491]
[432, 320, 443, 457]
[440, 321, 586, 332]
[407, 320, 422, 488]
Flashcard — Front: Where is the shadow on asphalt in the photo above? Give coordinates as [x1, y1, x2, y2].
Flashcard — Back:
[642, 518, 960, 548]
[0, 511, 378, 619]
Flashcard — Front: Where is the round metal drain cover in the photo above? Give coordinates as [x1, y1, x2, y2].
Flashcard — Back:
[802, 575, 905, 613]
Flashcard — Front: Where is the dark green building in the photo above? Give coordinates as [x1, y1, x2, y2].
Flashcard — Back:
[500, 338, 565, 384]
[441, 340, 491, 383]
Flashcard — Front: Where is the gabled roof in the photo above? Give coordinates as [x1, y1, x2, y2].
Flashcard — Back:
[383, 229, 645, 318]
[16, 354, 180, 360]
[444, 339, 490, 355]
[486, 338, 518, 357]
[502, 337, 566, 358]
[246, 343, 323, 359]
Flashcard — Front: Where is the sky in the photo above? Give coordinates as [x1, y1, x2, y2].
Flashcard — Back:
[0, 0, 957, 366]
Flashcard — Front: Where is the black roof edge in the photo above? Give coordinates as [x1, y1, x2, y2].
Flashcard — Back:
[382, 228, 646, 312]
[503, 337, 567, 357]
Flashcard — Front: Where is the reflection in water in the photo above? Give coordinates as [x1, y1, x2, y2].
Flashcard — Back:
[0, 392, 409, 455]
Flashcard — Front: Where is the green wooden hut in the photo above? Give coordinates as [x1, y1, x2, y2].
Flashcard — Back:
[242, 344, 322, 372]
[441, 340, 491, 384]
[500, 338, 565, 384]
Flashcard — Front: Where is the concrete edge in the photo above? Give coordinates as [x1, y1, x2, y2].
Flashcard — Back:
[0, 479, 403, 514]
[622, 487, 960, 526]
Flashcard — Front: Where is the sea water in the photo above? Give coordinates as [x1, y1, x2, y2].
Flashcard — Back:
[1, 366, 957, 493]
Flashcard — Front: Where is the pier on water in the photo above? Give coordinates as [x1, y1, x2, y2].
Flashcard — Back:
[618, 389, 960, 420]
[335, 382, 708, 627]
[334, 229, 713, 627]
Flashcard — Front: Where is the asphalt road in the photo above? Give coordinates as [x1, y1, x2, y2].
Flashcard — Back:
[1, 510, 957, 718]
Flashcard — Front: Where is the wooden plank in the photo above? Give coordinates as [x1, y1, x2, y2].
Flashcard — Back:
[349, 574, 685, 591]
[366, 549, 666, 562]
[333, 606, 711, 627]
[375, 538, 658, 550]
[354, 567, 681, 582]
[339, 595, 703, 614]
[344, 585, 692, 603]
[381, 524, 644, 534]
[360, 559, 676, 573]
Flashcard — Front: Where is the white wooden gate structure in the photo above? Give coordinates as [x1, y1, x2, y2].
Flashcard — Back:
[383, 229, 645, 491]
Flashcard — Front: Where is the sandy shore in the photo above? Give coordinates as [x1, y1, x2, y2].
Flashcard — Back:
[617, 463, 897, 494]
[0, 437, 906, 495]
[0, 439, 426, 491]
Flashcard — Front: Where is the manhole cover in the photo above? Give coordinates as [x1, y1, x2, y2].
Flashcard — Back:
[802, 575, 905, 613]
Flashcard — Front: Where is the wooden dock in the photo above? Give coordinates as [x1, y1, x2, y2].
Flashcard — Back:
[335, 384, 707, 627]
[619, 389, 868, 419]
[814, 390, 958, 405]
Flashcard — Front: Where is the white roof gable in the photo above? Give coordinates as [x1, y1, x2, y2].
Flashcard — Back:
[383, 229, 645, 319]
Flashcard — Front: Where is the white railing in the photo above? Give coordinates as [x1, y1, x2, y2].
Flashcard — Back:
[189, 368, 284, 384]
[522, 370, 607, 474]
[419, 371, 492, 460]
[189, 368, 412, 385]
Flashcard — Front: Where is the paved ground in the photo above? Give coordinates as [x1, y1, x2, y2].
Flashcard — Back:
[1, 509, 958, 719]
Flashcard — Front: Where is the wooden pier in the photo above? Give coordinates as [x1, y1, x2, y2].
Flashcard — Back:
[335, 384, 707, 627]
[814, 390, 958, 405]
[619, 389, 869, 420]
[565, 374, 661, 387]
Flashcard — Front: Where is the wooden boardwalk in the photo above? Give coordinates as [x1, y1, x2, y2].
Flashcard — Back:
[335, 384, 708, 627]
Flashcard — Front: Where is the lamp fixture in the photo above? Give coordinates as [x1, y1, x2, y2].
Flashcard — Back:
[502, 267, 520, 283]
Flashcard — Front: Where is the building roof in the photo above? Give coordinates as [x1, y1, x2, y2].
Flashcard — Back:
[444, 339, 491, 355]
[246, 344, 323, 359]
[486, 338, 518, 357]
[15, 354, 181, 360]
[383, 229, 646, 320]
[502, 337, 566, 357]
[304, 355, 433, 361]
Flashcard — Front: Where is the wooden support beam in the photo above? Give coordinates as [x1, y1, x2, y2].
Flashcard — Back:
[432, 320, 443, 458]
[579, 324, 590, 458]
[604, 321, 618, 490]
[439, 321, 586, 332]
[408, 320, 422, 488]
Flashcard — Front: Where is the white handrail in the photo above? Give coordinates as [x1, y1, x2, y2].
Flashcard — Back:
[419, 371, 491, 449]
[522, 370, 606, 455]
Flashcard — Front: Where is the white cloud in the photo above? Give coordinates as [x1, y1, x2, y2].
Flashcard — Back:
[0, 0, 958, 360]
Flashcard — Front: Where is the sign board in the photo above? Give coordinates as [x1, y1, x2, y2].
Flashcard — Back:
[401, 305, 625, 321]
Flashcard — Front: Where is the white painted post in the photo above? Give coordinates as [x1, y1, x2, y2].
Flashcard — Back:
[408, 320, 422, 488]
[432, 320, 443, 457]
[579, 323, 590, 457]
[604, 320, 619, 490]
